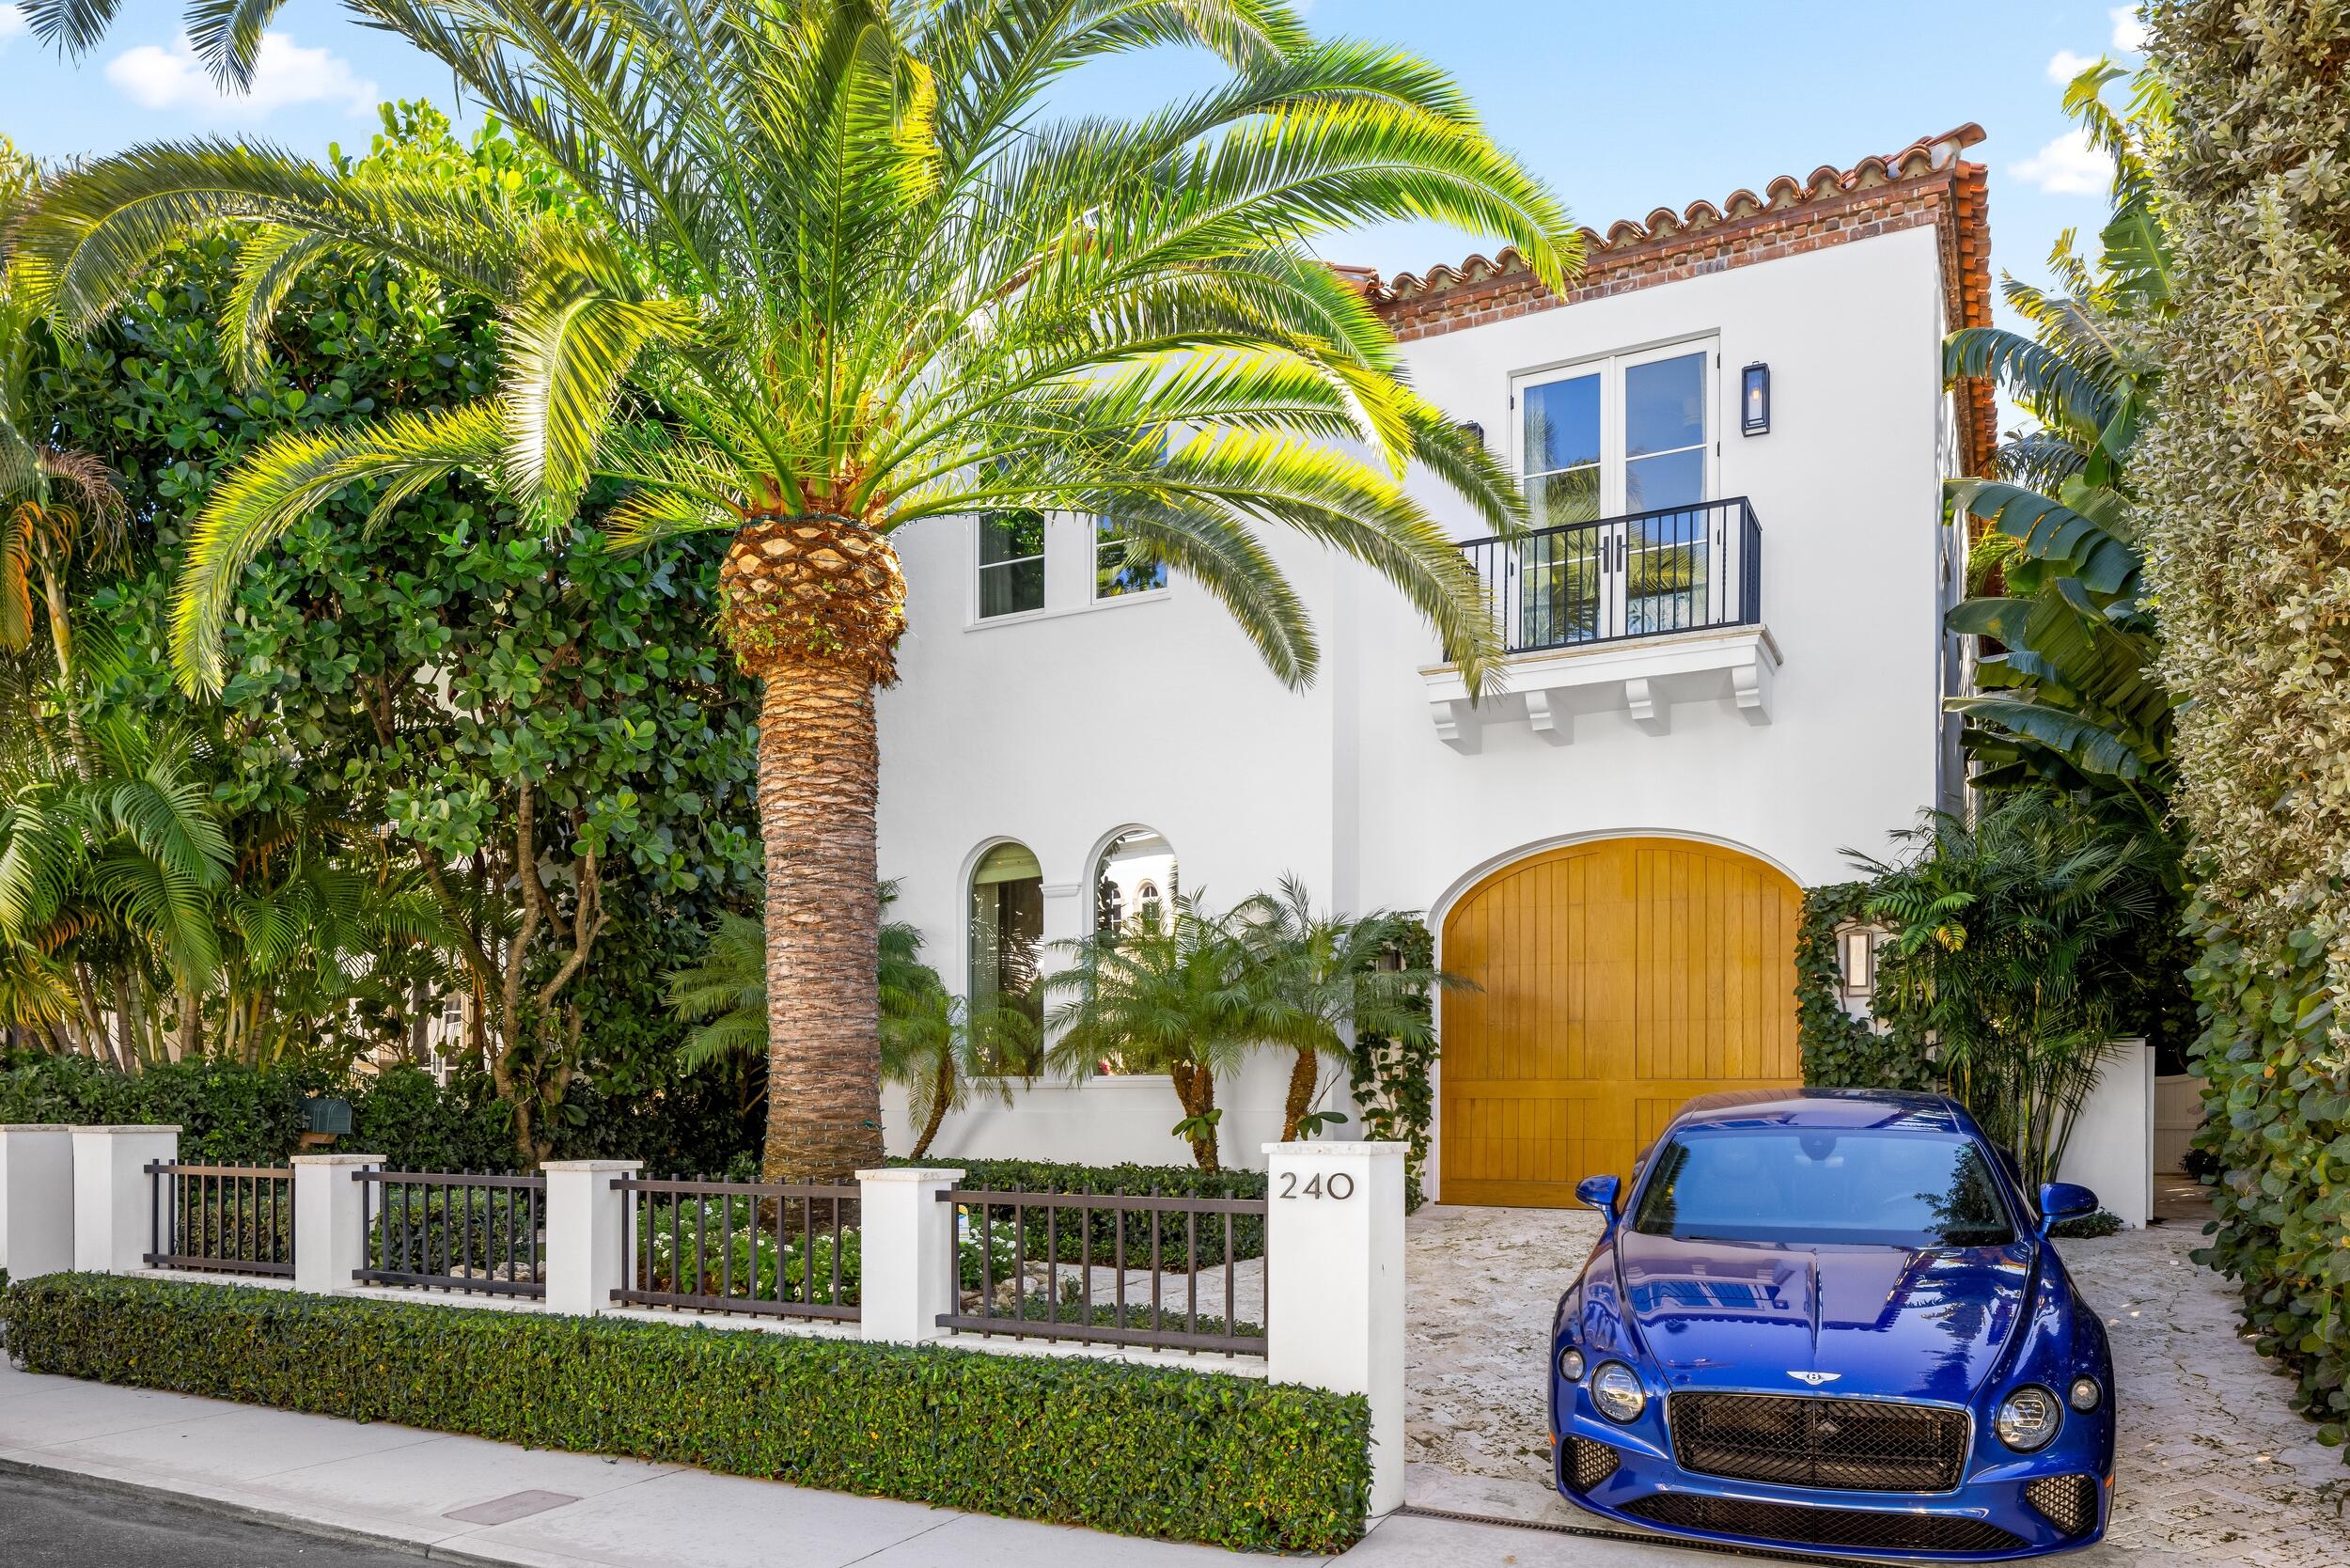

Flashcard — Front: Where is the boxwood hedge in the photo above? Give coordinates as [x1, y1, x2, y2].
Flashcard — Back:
[1, 1274, 1366, 1552]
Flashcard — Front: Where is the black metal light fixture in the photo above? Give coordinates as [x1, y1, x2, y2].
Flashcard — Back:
[1741, 362, 1771, 435]
[1840, 925, 1878, 1000]
[1458, 419, 1486, 448]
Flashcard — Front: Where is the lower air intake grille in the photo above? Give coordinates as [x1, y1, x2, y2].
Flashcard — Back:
[1668, 1391, 1969, 1491]
[2024, 1473, 2100, 1537]
[1567, 1437, 1619, 1493]
[1622, 1494, 2027, 1556]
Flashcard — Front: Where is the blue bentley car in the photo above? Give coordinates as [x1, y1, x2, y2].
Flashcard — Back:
[1552, 1089, 2115, 1560]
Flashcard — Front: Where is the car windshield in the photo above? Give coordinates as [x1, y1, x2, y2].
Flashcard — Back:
[1629, 1128, 2016, 1247]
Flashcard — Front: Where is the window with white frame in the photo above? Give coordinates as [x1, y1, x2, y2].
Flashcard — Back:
[1512, 339, 1717, 642]
[977, 509, 1046, 619]
[1094, 517, 1169, 599]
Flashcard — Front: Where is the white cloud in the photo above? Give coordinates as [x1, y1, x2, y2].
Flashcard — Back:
[2009, 128, 2115, 196]
[2110, 5, 2148, 52]
[104, 30, 378, 119]
[0, 4, 26, 46]
[2046, 49, 2098, 85]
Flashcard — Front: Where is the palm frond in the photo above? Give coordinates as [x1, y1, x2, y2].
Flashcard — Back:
[173, 402, 506, 692]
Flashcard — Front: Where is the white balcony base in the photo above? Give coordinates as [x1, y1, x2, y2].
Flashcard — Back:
[1423, 625, 1779, 753]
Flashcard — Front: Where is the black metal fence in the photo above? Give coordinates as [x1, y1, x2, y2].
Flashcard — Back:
[353, 1168, 545, 1297]
[144, 1162, 295, 1278]
[936, 1187, 1267, 1356]
[1458, 496, 1762, 655]
[610, 1175, 859, 1321]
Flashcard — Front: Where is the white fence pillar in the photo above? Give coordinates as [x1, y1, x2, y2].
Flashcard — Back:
[71, 1125, 180, 1275]
[543, 1160, 641, 1315]
[291, 1153, 383, 1294]
[857, 1167, 964, 1343]
[1263, 1140, 1406, 1517]
[0, 1125, 75, 1280]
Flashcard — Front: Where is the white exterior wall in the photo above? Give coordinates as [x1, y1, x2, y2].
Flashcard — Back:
[875, 222, 1962, 1171]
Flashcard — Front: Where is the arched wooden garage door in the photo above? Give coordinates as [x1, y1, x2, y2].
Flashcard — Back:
[1438, 837, 1802, 1207]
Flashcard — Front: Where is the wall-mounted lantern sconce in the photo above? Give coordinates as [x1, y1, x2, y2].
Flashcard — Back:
[1839, 924, 1880, 1001]
[1458, 420, 1485, 448]
[1741, 363, 1771, 435]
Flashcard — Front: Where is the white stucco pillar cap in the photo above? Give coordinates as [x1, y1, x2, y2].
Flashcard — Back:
[290, 1152, 387, 1166]
[540, 1160, 645, 1172]
[1260, 1141, 1408, 1157]
[856, 1167, 967, 1183]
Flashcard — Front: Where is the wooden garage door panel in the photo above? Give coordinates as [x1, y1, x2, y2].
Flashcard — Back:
[1440, 838, 1801, 1206]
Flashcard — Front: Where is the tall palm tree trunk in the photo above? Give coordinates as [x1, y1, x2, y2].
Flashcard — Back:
[724, 514, 906, 1184]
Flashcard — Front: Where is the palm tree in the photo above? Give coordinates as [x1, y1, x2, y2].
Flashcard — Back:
[24, 0, 1574, 1180]
[1942, 60, 2174, 826]
[667, 885, 1026, 1158]
[1, 136, 125, 740]
[1042, 893, 1267, 1168]
[1854, 790, 2166, 1185]
[1230, 873, 1465, 1142]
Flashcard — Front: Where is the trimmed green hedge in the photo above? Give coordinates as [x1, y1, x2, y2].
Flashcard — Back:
[1, 1274, 1366, 1552]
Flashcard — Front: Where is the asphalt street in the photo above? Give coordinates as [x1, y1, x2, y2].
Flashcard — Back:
[0, 1468, 426, 1567]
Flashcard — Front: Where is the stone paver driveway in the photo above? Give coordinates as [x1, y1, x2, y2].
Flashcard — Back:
[1402, 1193, 2350, 1565]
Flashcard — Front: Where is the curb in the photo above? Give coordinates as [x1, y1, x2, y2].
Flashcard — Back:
[0, 1452, 533, 1568]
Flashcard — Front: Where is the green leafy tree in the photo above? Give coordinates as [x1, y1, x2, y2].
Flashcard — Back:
[1230, 873, 1466, 1142]
[15, 108, 761, 1155]
[24, 0, 1575, 1180]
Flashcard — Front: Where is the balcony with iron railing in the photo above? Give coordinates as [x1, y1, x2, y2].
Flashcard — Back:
[1428, 496, 1778, 750]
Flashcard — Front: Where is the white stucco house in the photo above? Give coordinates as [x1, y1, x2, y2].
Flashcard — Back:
[875, 124, 1997, 1206]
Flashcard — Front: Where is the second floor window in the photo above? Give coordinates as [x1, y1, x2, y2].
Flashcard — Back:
[979, 509, 1046, 618]
[1094, 517, 1169, 599]
[1517, 342, 1712, 525]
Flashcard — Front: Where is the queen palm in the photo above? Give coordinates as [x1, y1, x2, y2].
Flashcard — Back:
[24, 0, 1574, 1178]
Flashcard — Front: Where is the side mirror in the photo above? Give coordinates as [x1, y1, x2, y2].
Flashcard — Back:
[1576, 1174, 1622, 1233]
[2037, 1182, 2098, 1234]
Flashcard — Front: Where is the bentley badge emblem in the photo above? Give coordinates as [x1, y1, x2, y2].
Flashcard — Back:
[1787, 1370, 1841, 1386]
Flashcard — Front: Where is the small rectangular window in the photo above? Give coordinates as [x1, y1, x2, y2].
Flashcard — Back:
[978, 510, 1045, 619]
[1094, 517, 1169, 599]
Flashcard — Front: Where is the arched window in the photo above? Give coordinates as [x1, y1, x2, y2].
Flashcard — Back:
[1092, 829, 1178, 934]
[969, 841, 1044, 1070]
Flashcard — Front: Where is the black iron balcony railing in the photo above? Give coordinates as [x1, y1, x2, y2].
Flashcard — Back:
[1458, 496, 1762, 656]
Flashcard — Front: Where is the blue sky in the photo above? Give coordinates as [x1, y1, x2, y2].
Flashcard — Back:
[2, 0, 2144, 364]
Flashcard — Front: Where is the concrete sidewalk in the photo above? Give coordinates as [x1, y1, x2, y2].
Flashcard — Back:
[0, 1359, 1710, 1568]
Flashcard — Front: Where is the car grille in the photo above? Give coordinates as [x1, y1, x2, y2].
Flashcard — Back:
[1566, 1436, 1619, 1493]
[1623, 1494, 2027, 1556]
[1668, 1391, 1969, 1492]
[2024, 1473, 2100, 1537]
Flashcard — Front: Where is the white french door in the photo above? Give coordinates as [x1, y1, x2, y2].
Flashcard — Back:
[1511, 339, 1718, 645]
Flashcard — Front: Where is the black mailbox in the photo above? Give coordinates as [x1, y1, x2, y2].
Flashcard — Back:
[302, 1096, 353, 1137]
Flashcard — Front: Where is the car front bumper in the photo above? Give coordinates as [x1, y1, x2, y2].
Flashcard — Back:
[1555, 1425, 2111, 1560]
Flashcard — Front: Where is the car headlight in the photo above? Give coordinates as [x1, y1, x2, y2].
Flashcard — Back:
[2068, 1375, 2102, 1412]
[1559, 1347, 1586, 1383]
[1997, 1386, 2062, 1450]
[1590, 1361, 1646, 1423]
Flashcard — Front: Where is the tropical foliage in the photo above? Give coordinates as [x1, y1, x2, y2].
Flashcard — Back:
[1231, 874, 1465, 1144]
[0, 110, 762, 1164]
[1853, 791, 2169, 1187]
[2134, 0, 2350, 1450]
[1943, 60, 2176, 829]
[19, 0, 1573, 1181]
[666, 885, 1028, 1158]
[1043, 880, 1447, 1168]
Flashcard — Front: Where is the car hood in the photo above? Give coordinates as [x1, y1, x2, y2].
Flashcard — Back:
[1614, 1231, 2034, 1402]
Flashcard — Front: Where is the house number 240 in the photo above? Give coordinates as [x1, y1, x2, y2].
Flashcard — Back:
[1277, 1172, 1354, 1200]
